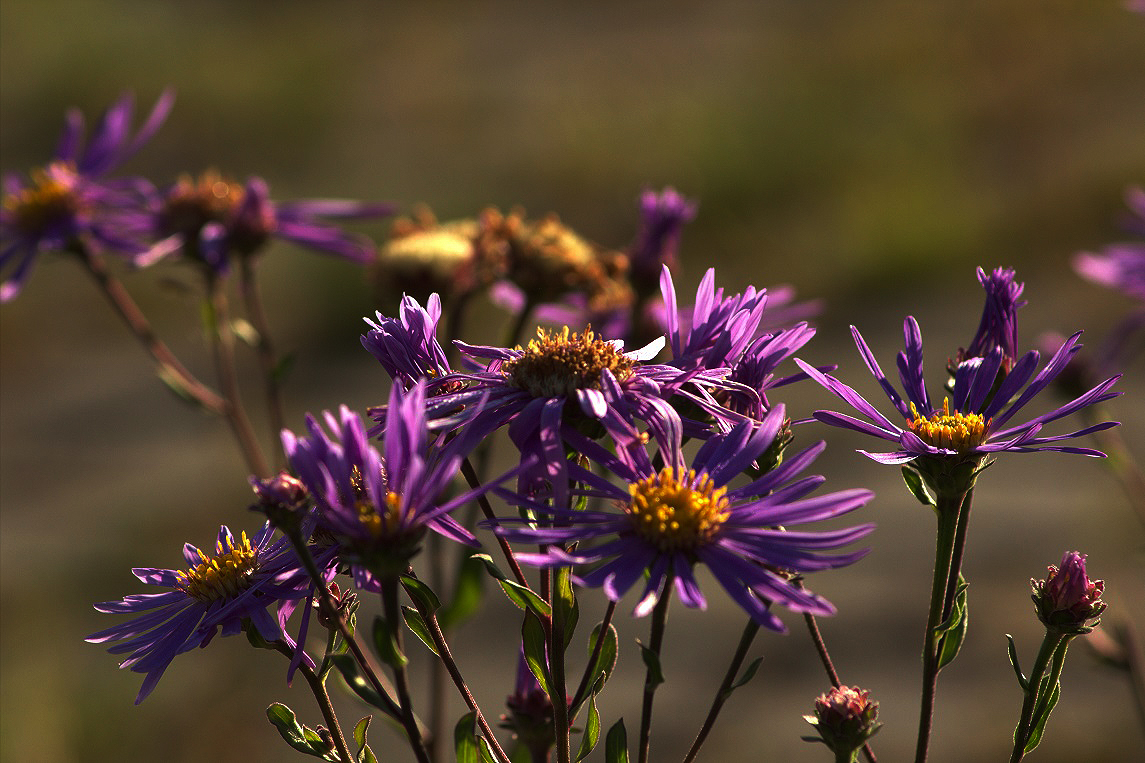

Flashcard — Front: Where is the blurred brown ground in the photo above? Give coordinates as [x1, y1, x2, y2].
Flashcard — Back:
[2, 2, 1143, 761]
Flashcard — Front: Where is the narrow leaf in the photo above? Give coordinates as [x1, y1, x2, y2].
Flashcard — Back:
[400, 574, 442, 615]
[455, 712, 478, 763]
[605, 719, 630, 763]
[1005, 634, 1028, 690]
[401, 605, 440, 656]
[1023, 681, 1061, 753]
[329, 654, 400, 720]
[637, 640, 665, 688]
[522, 610, 553, 697]
[372, 615, 408, 669]
[266, 702, 321, 755]
[575, 689, 601, 761]
[901, 465, 936, 506]
[722, 656, 764, 700]
[936, 576, 969, 670]
[473, 554, 551, 616]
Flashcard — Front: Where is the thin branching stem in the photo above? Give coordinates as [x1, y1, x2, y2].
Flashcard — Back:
[270, 639, 353, 763]
[570, 599, 617, 711]
[638, 578, 673, 763]
[460, 457, 530, 588]
[238, 256, 286, 469]
[79, 247, 226, 414]
[681, 618, 759, 763]
[382, 578, 432, 763]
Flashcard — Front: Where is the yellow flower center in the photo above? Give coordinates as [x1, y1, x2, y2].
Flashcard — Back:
[502, 326, 635, 399]
[907, 398, 989, 452]
[626, 468, 730, 553]
[176, 531, 259, 602]
[3, 163, 79, 233]
[356, 491, 404, 538]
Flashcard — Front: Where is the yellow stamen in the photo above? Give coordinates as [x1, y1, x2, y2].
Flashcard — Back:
[906, 398, 989, 452]
[626, 468, 730, 553]
[502, 326, 635, 398]
[176, 531, 259, 602]
[356, 491, 404, 538]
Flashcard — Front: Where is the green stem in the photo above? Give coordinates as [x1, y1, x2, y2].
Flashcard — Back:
[382, 578, 432, 763]
[550, 573, 571, 763]
[460, 457, 530, 587]
[238, 256, 286, 469]
[940, 488, 975, 623]
[270, 640, 353, 763]
[402, 575, 513, 763]
[205, 273, 269, 476]
[1010, 631, 1069, 762]
[681, 618, 759, 763]
[638, 578, 673, 763]
[913, 489, 966, 763]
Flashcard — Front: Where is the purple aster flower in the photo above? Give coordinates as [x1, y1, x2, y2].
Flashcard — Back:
[142, 172, 393, 274]
[628, 187, 697, 294]
[362, 293, 454, 391]
[794, 313, 1122, 466]
[87, 522, 317, 703]
[2, 91, 174, 301]
[282, 382, 500, 588]
[489, 405, 875, 631]
[659, 265, 819, 422]
[959, 266, 1027, 370]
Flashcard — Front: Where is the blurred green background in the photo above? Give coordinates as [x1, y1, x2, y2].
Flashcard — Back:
[2, 1, 1143, 761]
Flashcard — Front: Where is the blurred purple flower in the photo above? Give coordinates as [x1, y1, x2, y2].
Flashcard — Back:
[629, 187, 697, 292]
[144, 172, 393, 274]
[1073, 188, 1145, 301]
[795, 311, 1121, 465]
[488, 405, 874, 631]
[87, 522, 315, 703]
[2, 91, 174, 301]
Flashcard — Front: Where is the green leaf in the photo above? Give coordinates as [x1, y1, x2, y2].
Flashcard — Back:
[473, 554, 551, 616]
[353, 716, 378, 763]
[555, 564, 579, 649]
[571, 622, 619, 719]
[329, 654, 400, 720]
[604, 719, 630, 763]
[477, 736, 498, 763]
[936, 575, 969, 670]
[1005, 634, 1028, 690]
[637, 640, 665, 688]
[401, 605, 440, 656]
[440, 553, 487, 630]
[272, 352, 296, 385]
[522, 610, 553, 697]
[266, 702, 322, 756]
[399, 574, 442, 615]
[1023, 681, 1061, 753]
[721, 656, 764, 700]
[455, 712, 478, 763]
[901, 465, 936, 506]
[372, 615, 408, 669]
[574, 689, 601, 761]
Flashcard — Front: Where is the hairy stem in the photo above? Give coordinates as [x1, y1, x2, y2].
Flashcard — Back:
[382, 579, 432, 763]
[638, 579, 673, 763]
[1010, 631, 1068, 762]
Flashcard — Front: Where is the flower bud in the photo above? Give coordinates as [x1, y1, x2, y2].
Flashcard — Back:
[803, 685, 881, 758]
[249, 472, 310, 533]
[1031, 551, 1107, 634]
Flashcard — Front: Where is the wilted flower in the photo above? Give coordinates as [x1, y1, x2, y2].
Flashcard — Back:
[489, 405, 875, 631]
[87, 523, 316, 703]
[2, 91, 173, 301]
[1031, 551, 1107, 634]
[803, 685, 881, 759]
